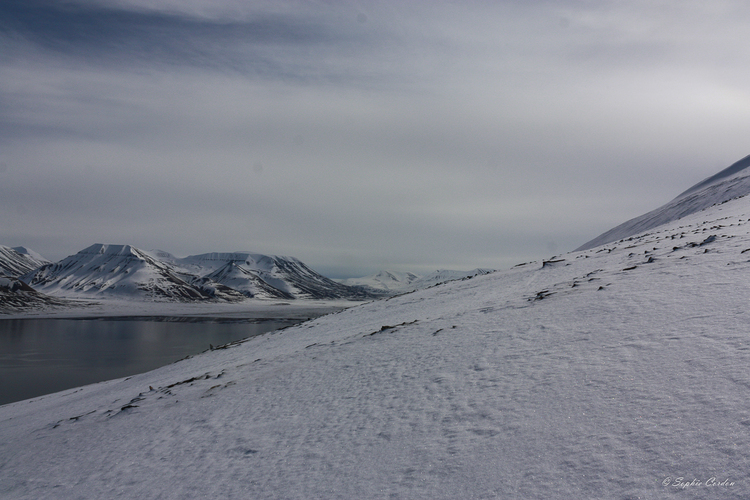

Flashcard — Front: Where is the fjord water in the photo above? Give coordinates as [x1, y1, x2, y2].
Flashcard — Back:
[0, 318, 297, 406]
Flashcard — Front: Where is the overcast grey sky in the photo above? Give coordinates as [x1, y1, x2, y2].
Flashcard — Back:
[2, 0, 749, 277]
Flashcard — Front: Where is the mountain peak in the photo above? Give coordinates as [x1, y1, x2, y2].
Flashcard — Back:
[11, 247, 48, 263]
[0, 245, 49, 278]
[80, 243, 138, 256]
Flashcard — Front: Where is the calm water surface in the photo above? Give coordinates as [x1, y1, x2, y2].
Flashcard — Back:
[0, 318, 298, 406]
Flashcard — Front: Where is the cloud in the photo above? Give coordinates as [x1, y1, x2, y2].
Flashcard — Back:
[0, 0, 395, 85]
[2, 0, 750, 276]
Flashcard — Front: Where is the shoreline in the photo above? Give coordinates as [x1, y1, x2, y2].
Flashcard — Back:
[0, 298, 367, 321]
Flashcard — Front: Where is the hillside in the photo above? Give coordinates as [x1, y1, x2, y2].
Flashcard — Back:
[0, 276, 82, 313]
[2, 178, 750, 498]
[576, 154, 750, 250]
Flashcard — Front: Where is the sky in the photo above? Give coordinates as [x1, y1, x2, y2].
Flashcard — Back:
[1, 0, 750, 278]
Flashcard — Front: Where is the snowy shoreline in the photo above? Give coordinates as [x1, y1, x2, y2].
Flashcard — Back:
[0, 298, 363, 322]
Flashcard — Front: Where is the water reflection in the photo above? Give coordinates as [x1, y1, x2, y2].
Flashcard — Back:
[0, 318, 297, 406]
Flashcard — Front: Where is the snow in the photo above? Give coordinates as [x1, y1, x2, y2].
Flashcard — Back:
[19, 244, 223, 301]
[3, 195, 750, 498]
[14, 245, 372, 303]
[339, 268, 494, 294]
[10, 247, 48, 265]
[576, 154, 750, 251]
[174, 252, 287, 274]
[0, 297, 358, 321]
[0, 245, 48, 278]
[676, 153, 750, 198]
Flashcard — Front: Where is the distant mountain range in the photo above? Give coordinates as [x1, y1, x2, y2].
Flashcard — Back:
[1, 243, 492, 312]
[8, 152, 750, 314]
[20, 244, 249, 302]
[336, 269, 495, 294]
[165, 251, 375, 301]
[10, 244, 376, 305]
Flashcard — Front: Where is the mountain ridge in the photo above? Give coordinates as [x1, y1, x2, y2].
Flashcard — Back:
[3, 244, 494, 307]
[11, 244, 378, 304]
[20, 243, 238, 302]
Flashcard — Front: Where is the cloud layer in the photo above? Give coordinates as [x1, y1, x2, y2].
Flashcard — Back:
[2, 0, 750, 277]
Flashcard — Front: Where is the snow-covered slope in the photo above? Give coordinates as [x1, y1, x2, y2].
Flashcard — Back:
[20, 244, 243, 302]
[201, 262, 293, 299]
[0, 245, 48, 278]
[4, 192, 750, 498]
[0, 276, 79, 313]
[174, 252, 376, 300]
[411, 268, 494, 290]
[577, 153, 750, 251]
[339, 268, 494, 294]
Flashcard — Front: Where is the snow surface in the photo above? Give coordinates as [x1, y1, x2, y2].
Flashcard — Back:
[576, 154, 750, 251]
[3, 196, 750, 498]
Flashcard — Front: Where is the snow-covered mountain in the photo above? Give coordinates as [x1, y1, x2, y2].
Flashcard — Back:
[338, 268, 494, 294]
[172, 252, 376, 300]
[15, 245, 375, 303]
[0, 245, 49, 278]
[576, 153, 750, 250]
[200, 262, 293, 299]
[20, 244, 244, 302]
[4, 182, 750, 498]
[337, 270, 422, 293]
